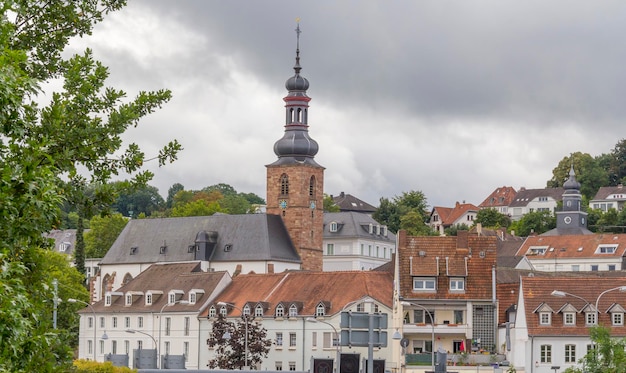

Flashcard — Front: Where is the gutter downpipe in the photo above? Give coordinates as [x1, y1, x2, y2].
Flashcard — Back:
[302, 317, 306, 371]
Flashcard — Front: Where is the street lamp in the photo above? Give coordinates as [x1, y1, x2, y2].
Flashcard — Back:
[126, 329, 157, 348]
[217, 301, 250, 369]
[158, 299, 189, 369]
[68, 298, 96, 361]
[400, 301, 435, 372]
[307, 317, 341, 373]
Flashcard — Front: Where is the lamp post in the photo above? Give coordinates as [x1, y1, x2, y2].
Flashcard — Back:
[400, 301, 435, 372]
[217, 301, 249, 369]
[126, 329, 157, 348]
[68, 298, 97, 361]
[158, 300, 189, 369]
[307, 317, 341, 373]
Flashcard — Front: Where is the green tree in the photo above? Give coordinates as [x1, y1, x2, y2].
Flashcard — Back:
[170, 199, 223, 217]
[323, 194, 340, 212]
[608, 139, 626, 186]
[166, 183, 185, 208]
[444, 223, 471, 236]
[113, 183, 165, 217]
[373, 190, 430, 234]
[400, 210, 437, 236]
[508, 211, 556, 236]
[475, 208, 511, 228]
[564, 326, 626, 373]
[547, 152, 608, 200]
[207, 314, 272, 370]
[84, 213, 129, 258]
[0, 1, 180, 370]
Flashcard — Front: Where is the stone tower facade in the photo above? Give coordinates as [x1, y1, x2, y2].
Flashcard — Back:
[266, 24, 324, 271]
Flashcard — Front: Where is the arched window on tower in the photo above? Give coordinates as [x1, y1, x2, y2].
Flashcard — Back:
[309, 176, 316, 197]
[288, 108, 295, 123]
[280, 174, 289, 196]
[296, 108, 302, 123]
[303, 108, 308, 124]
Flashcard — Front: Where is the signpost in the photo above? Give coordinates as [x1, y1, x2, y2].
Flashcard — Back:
[340, 312, 388, 373]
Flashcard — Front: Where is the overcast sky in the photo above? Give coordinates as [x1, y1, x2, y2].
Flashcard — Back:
[65, 1, 626, 208]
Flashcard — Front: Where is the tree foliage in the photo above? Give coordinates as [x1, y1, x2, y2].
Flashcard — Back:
[323, 194, 340, 212]
[563, 326, 626, 373]
[547, 152, 608, 200]
[113, 183, 165, 218]
[207, 314, 272, 370]
[373, 190, 431, 234]
[475, 208, 511, 228]
[84, 213, 129, 258]
[0, 1, 180, 370]
[508, 210, 556, 236]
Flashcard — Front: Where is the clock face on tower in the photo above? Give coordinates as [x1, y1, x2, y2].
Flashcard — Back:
[564, 216, 572, 225]
[279, 199, 288, 209]
[310, 201, 316, 209]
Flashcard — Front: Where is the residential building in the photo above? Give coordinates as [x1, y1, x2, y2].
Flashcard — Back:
[394, 230, 498, 359]
[590, 184, 626, 212]
[201, 270, 394, 372]
[479, 186, 517, 215]
[429, 202, 479, 235]
[75, 262, 231, 368]
[45, 229, 101, 283]
[508, 187, 563, 221]
[331, 192, 377, 215]
[323, 211, 395, 271]
[504, 275, 626, 372]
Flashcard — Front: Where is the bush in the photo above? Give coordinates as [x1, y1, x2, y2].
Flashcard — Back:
[73, 360, 137, 373]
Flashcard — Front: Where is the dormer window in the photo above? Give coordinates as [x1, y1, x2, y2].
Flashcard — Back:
[125, 294, 132, 306]
[105, 294, 112, 307]
[289, 304, 298, 317]
[160, 245, 167, 254]
[209, 306, 216, 318]
[168, 293, 176, 304]
[275, 304, 285, 318]
[219, 306, 227, 317]
[596, 245, 618, 254]
[527, 246, 548, 255]
[59, 242, 71, 252]
[189, 292, 196, 305]
[243, 305, 251, 317]
[130, 247, 138, 255]
[612, 312, 624, 326]
[146, 293, 153, 306]
[255, 305, 264, 318]
[564, 312, 575, 326]
[315, 303, 326, 317]
[539, 312, 551, 325]
[329, 222, 338, 232]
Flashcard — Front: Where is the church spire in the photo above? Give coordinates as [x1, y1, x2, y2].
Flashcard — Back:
[270, 21, 320, 166]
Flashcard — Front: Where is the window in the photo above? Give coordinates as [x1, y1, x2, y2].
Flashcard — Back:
[276, 304, 285, 318]
[189, 292, 197, 304]
[326, 244, 334, 255]
[414, 309, 435, 324]
[571, 265, 580, 271]
[184, 342, 189, 362]
[100, 317, 105, 328]
[255, 305, 264, 317]
[539, 312, 551, 325]
[315, 304, 325, 317]
[145, 293, 152, 305]
[612, 313, 624, 326]
[105, 294, 112, 306]
[540, 345, 552, 363]
[100, 340, 105, 354]
[309, 176, 315, 197]
[413, 277, 436, 291]
[165, 341, 170, 355]
[125, 340, 130, 355]
[528, 246, 547, 255]
[125, 294, 132, 306]
[609, 264, 616, 271]
[289, 362, 296, 371]
[137, 340, 143, 350]
[168, 293, 176, 304]
[112, 340, 117, 354]
[591, 265, 599, 271]
[312, 332, 317, 348]
[564, 312, 575, 325]
[276, 362, 283, 371]
[565, 344, 576, 363]
[276, 332, 283, 347]
[357, 303, 365, 312]
[138, 316, 143, 328]
[450, 278, 465, 291]
[361, 244, 364, 255]
[243, 305, 251, 317]
[184, 317, 190, 336]
[597, 245, 617, 254]
[125, 317, 130, 328]
[88, 340, 93, 355]
[289, 333, 296, 347]
[280, 174, 289, 195]
[289, 304, 298, 317]
[165, 317, 171, 336]
[220, 306, 227, 317]
[586, 312, 597, 326]
[329, 222, 338, 232]
[209, 306, 216, 318]
[454, 310, 464, 324]
[88, 316, 94, 328]
[323, 332, 334, 348]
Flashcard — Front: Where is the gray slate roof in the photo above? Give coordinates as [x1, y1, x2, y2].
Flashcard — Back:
[509, 187, 564, 207]
[331, 192, 377, 213]
[99, 214, 301, 265]
[323, 211, 395, 242]
[592, 185, 626, 200]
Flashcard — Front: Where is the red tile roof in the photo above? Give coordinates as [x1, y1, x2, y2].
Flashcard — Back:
[201, 270, 394, 318]
[516, 233, 626, 259]
[521, 275, 626, 336]
[479, 186, 517, 208]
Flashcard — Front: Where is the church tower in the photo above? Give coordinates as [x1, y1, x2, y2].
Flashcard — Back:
[266, 23, 324, 271]
[544, 165, 593, 235]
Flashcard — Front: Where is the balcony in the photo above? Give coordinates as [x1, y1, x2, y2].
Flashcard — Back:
[402, 322, 469, 335]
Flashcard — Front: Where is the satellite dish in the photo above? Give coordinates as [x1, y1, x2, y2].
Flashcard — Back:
[401, 338, 409, 348]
